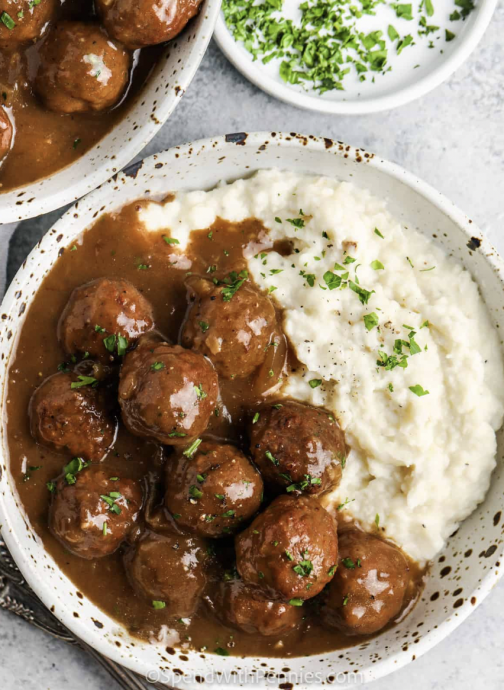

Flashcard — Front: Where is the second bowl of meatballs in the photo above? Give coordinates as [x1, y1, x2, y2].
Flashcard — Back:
[0, 0, 220, 222]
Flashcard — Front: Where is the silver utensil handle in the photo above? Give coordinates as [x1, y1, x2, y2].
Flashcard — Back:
[0, 537, 163, 690]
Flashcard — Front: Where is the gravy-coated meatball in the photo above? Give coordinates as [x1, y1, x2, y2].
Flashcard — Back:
[0, 0, 56, 51]
[119, 337, 218, 445]
[322, 530, 410, 636]
[29, 372, 116, 461]
[58, 277, 154, 363]
[249, 401, 346, 495]
[96, 0, 203, 50]
[125, 531, 209, 615]
[164, 442, 263, 538]
[215, 579, 303, 636]
[49, 466, 142, 559]
[34, 22, 130, 113]
[182, 275, 276, 380]
[235, 494, 338, 601]
[0, 107, 13, 160]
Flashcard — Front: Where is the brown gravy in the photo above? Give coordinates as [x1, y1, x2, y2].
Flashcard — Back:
[0, 3, 161, 193]
[5, 203, 426, 657]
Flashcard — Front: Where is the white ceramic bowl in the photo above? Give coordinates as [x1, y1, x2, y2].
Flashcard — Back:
[0, 0, 221, 225]
[214, 0, 498, 114]
[1, 132, 503, 687]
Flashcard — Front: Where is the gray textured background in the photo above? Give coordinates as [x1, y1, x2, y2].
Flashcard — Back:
[2, 4, 504, 687]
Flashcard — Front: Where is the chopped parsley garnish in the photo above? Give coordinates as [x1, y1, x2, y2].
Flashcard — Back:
[163, 236, 180, 245]
[265, 450, 279, 466]
[363, 312, 379, 331]
[409, 384, 430, 397]
[103, 333, 129, 357]
[95, 324, 106, 333]
[342, 595, 349, 606]
[194, 383, 207, 400]
[214, 647, 229, 656]
[216, 270, 248, 301]
[285, 550, 294, 561]
[375, 513, 380, 527]
[252, 412, 260, 424]
[0, 11, 15, 29]
[152, 600, 166, 609]
[289, 598, 304, 607]
[70, 375, 97, 389]
[73, 138, 81, 150]
[150, 361, 165, 371]
[286, 474, 321, 493]
[221, 510, 235, 518]
[349, 280, 375, 305]
[328, 565, 337, 577]
[199, 321, 210, 333]
[370, 260, 384, 270]
[286, 213, 305, 229]
[374, 228, 385, 239]
[183, 438, 202, 457]
[323, 271, 342, 290]
[342, 557, 356, 569]
[189, 485, 203, 500]
[100, 492, 122, 514]
[337, 497, 355, 511]
[308, 378, 322, 388]
[293, 559, 313, 577]
[46, 481, 56, 493]
[63, 457, 88, 484]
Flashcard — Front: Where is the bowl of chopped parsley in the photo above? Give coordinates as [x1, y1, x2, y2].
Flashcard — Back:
[215, 0, 498, 113]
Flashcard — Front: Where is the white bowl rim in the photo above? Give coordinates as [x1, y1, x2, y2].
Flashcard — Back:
[1, 131, 503, 686]
[0, 0, 221, 225]
[214, 0, 498, 115]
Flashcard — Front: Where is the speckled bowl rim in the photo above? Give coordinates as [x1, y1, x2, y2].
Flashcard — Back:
[214, 0, 498, 114]
[0, 0, 221, 225]
[1, 132, 503, 687]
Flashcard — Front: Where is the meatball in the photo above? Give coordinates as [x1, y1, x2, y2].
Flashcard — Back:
[322, 530, 410, 636]
[49, 465, 142, 559]
[0, 0, 56, 51]
[0, 107, 13, 161]
[235, 494, 338, 601]
[181, 275, 276, 379]
[58, 277, 154, 363]
[215, 578, 303, 636]
[119, 337, 218, 445]
[125, 531, 209, 616]
[29, 372, 116, 462]
[34, 22, 130, 114]
[164, 441, 263, 538]
[249, 401, 346, 495]
[96, 0, 203, 50]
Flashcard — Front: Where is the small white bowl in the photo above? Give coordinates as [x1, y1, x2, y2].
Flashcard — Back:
[0, 0, 221, 225]
[214, 0, 498, 114]
[1, 132, 503, 687]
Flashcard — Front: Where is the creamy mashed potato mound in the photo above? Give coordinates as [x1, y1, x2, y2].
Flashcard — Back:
[140, 170, 504, 562]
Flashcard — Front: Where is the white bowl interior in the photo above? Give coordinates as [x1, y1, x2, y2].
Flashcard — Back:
[0, 0, 220, 225]
[1, 133, 503, 687]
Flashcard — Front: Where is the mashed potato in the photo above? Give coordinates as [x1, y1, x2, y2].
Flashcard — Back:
[140, 170, 504, 562]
